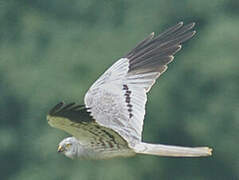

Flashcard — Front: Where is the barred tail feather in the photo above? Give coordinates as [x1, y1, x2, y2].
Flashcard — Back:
[134, 142, 212, 157]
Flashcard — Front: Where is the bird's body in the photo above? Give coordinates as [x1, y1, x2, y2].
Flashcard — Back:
[57, 137, 135, 159]
[47, 22, 212, 160]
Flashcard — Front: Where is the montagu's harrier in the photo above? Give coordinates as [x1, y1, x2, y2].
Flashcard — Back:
[47, 22, 212, 159]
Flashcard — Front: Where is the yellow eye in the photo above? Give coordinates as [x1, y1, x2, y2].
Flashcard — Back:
[66, 143, 72, 148]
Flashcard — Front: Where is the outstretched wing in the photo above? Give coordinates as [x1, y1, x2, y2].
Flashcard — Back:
[84, 22, 196, 145]
[47, 102, 129, 149]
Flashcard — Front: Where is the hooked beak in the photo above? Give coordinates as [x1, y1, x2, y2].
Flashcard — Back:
[57, 145, 64, 153]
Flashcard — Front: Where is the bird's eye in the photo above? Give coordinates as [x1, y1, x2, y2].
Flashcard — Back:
[66, 143, 72, 148]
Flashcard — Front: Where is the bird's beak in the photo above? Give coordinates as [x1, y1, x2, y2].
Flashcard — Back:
[57, 145, 64, 153]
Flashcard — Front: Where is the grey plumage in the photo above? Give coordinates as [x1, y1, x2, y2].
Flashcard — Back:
[47, 22, 212, 160]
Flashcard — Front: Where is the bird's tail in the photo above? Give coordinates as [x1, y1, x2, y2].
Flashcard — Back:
[133, 142, 212, 157]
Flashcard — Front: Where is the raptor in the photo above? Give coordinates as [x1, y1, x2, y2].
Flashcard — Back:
[47, 22, 212, 159]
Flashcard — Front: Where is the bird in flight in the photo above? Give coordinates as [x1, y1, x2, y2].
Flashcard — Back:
[47, 22, 212, 160]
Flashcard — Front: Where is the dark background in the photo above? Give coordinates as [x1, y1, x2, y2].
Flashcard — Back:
[1, 0, 238, 179]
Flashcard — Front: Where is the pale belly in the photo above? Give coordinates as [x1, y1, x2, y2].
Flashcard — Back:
[81, 147, 136, 160]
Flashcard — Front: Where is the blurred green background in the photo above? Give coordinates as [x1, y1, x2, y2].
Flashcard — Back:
[1, 0, 238, 179]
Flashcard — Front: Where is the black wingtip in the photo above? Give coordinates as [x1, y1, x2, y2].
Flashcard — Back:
[48, 102, 94, 123]
[49, 101, 65, 115]
[48, 101, 88, 116]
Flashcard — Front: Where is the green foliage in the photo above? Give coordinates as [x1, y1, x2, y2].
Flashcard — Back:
[0, 0, 238, 179]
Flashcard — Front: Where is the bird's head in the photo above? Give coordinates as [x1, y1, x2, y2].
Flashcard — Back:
[57, 137, 79, 159]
